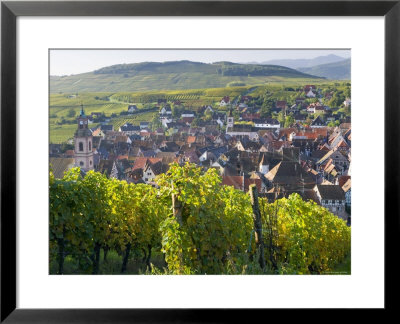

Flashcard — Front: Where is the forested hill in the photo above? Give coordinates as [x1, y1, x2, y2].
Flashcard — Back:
[298, 59, 351, 80]
[50, 60, 323, 93]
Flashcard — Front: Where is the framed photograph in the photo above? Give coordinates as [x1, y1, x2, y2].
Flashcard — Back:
[1, 0, 398, 321]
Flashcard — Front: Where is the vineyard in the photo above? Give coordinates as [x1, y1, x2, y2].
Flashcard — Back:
[50, 163, 351, 275]
[109, 111, 157, 130]
[109, 86, 250, 106]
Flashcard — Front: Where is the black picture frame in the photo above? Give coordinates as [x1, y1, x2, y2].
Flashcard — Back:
[1, 0, 399, 322]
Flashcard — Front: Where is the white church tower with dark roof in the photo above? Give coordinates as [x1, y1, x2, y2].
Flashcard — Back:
[74, 105, 94, 171]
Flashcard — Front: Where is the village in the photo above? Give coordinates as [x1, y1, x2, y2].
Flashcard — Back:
[50, 84, 351, 225]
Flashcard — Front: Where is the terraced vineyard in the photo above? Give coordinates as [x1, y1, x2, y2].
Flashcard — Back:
[109, 111, 157, 130]
[110, 86, 250, 106]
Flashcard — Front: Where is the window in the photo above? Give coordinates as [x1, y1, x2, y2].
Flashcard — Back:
[79, 142, 83, 151]
[80, 161, 84, 166]
[89, 141, 91, 151]
[90, 161, 92, 165]
[145, 178, 148, 182]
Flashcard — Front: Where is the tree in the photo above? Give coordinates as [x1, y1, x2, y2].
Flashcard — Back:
[260, 98, 274, 118]
[67, 108, 76, 118]
[284, 115, 295, 128]
[151, 114, 162, 131]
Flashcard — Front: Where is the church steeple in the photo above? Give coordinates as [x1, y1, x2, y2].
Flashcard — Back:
[74, 103, 94, 171]
[80, 103, 85, 117]
[227, 108, 234, 129]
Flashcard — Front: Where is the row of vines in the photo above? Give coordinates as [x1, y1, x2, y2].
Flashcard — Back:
[50, 163, 351, 275]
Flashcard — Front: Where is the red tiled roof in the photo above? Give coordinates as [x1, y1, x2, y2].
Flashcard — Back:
[222, 175, 243, 190]
[187, 136, 196, 144]
[132, 157, 162, 170]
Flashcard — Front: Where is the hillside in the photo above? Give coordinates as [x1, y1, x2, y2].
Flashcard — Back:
[259, 54, 346, 69]
[50, 60, 323, 93]
[298, 59, 351, 80]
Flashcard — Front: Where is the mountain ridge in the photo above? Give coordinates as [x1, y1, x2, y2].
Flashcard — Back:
[50, 60, 324, 93]
[298, 59, 351, 80]
[257, 54, 347, 69]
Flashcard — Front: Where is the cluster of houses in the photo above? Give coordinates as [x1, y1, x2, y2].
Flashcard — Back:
[50, 88, 351, 224]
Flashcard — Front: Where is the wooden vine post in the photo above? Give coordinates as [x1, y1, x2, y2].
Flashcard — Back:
[171, 182, 184, 273]
[249, 184, 266, 270]
[172, 183, 183, 226]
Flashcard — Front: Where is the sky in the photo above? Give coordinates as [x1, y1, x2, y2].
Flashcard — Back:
[50, 49, 351, 76]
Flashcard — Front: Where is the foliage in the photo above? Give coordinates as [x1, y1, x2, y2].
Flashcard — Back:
[49, 165, 351, 275]
[260, 194, 351, 274]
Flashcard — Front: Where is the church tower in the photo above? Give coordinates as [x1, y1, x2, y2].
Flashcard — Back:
[74, 105, 94, 171]
[227, 108, 234, 129]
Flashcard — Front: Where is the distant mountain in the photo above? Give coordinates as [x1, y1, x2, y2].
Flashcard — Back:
[297, 59, 351, 80]
[259, 54, 347, 69]
[50, 60, 323, 93]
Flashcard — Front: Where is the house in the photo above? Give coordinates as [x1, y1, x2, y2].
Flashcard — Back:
[140, 121, 150, 130]
[119, 123, 140, 135]
[310, 115, 325, 128]
[127, 105, 138, 113]
[253, 118, 280, 129]
[220, 96, 230, 106]
[226, 124, 259, 141]
[265, 161, 316, 191]
[317, 149, 349, 172]
[236, 139, 262, 153]
[160, 106, 172, 115]
[343, 98, 351, 107]
[100, 124, 114, 133]
[304, 85, 316, 98]
[295, 97, 305, 105]
[142, 160, 167, 184]
[341, 178, 351, 208]
[313, 184, 347, 219]
[97, 159, 119, 179]
[307, 102, 324, 113]
[181, 110, 195, 118]
[204, 105, 214, 113]
[198, 146, 228, 163]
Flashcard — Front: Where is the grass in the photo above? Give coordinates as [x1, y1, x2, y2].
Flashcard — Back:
[325, 253, 351, 275]
[49, 249, 167, 275]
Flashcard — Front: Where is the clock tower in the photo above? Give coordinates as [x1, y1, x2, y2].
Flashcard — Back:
[74, 105, 94, 171]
